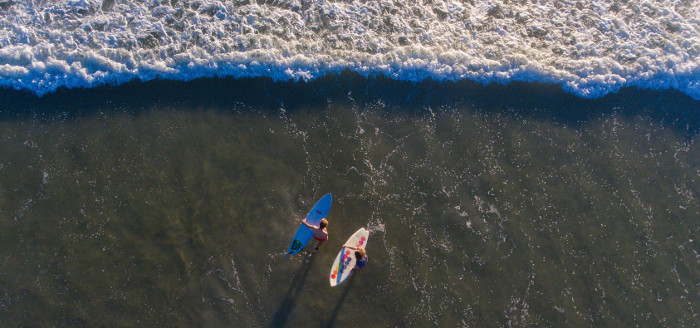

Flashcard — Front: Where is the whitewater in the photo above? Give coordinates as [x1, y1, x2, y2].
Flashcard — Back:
[0, 0, 698, 99]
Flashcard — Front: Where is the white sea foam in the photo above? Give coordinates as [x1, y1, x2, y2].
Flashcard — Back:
[0, 0, 698, 99]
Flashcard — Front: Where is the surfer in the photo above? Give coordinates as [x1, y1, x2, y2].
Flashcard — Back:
[342, 245, 368, 270]
[302, 218, 328, 250]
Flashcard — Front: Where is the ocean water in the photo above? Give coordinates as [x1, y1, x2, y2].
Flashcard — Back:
[0, 0, 699, 327]
[0, 76, 698, 326]
[0, 0, 699, 99]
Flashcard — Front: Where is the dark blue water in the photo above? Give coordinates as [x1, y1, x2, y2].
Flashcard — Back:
[0, 75, 698, 327]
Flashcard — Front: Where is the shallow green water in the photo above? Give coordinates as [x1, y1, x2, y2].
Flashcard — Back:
[0, 77, 698, 327]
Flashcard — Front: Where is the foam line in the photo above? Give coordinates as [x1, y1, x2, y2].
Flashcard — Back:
[0, 0, 697, 99]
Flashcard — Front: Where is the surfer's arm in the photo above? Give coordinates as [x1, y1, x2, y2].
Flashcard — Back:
[301, 219, 319, 229]
[343, 245, 357, 250]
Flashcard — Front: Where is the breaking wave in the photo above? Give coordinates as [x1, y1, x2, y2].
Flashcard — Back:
[0, 0, 698, 99]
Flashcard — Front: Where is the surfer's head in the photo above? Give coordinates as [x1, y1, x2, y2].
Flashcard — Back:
[354, 247, 365, 259]
[320, 219, 328, 228]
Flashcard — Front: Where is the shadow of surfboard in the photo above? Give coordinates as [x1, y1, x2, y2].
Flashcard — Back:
[268, 254, 316, 328]
[323, 274, 356, 328]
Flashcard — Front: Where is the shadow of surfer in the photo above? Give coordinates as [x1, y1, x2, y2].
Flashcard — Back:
[323, 274, 356, 328]
[268, 254, 316, 328]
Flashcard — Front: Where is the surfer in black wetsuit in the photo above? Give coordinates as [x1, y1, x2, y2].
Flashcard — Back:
[302, 218, 328, 250]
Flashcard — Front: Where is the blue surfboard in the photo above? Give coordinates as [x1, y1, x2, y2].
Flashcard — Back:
[286, 193, 332, 257]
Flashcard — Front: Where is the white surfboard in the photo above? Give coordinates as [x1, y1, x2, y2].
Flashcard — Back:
[329, 228, 369, 287]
